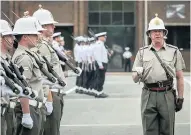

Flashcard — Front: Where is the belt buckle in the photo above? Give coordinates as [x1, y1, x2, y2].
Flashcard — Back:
[158, 81, 163, 88]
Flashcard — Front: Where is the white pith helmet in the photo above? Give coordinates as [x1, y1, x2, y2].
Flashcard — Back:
[0, 19, 15, 36]
[13, 11, 41, 35]
[33, 4, 58, 25]
[24, 11, 46, 32]
[146, 13, 168, 36]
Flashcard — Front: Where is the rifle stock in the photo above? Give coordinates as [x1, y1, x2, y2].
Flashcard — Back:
[1, 61, 29, 95]
[52, 47, 79, 74]
[1, 73, 20, 94]
[42, 56, 66, 87]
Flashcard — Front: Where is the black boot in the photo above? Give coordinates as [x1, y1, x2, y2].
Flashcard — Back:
[95, 93, 109, 98]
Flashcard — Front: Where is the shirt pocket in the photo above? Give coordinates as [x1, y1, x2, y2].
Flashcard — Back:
[161, 54, 176, 77]
[143, 56, 153, 70]
[161, 54, 175, 67]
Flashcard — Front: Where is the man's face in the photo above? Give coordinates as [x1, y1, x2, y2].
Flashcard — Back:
[55, 36, 61, 42]
[26, 34, 38, 47]
[2, 35, 14, 51]
[43, 24, 55, 37]
[99, 35, 107, 42]
[60, 40, 65, 46]
[150, 30, 164, 44]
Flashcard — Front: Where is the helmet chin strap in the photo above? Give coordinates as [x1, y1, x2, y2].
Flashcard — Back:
[4, 37, 13, 49]
[26, 36, 37, 47]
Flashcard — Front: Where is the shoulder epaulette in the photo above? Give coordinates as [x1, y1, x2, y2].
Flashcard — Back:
[139, 46, 149, 50]
[166, 44, 178, 49]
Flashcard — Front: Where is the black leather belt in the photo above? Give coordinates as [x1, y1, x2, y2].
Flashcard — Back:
[144, 80, 173, 88]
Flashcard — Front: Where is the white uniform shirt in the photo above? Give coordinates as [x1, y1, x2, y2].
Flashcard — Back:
[81, 45, 88, 62]
[94, 40, 108, 67]
[123, 51, 132, 59]
[74, 43, 80, 62]
[86, 45, 93, 63]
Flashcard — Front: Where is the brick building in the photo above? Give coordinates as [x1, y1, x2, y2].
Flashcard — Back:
[1, 1, 190, 71]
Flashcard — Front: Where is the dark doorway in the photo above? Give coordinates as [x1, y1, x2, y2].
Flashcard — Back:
[165, 26, 190, 50]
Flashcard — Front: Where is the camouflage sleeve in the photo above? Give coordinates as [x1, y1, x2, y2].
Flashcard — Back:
[14, 55, 33, 81]
[175, 50, 186, 71]
[132, 50, 142, 72]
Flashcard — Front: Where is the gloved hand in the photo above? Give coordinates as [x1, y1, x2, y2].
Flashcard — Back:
[42, 78, 55, 85]
[14, 84, 30, 97]
[14, 85, 38, 99]
[21, 113, 33, 129]
[28, 88, 38, 99]
[51, 81, 66, 89]
[175, 98, 184, 112]
[67, 68, 82, 77]
[2, 84, 17, 97]
[76, 67, 82, 76]
[45, 101, 53, 115]
[135, 67, 144, 76]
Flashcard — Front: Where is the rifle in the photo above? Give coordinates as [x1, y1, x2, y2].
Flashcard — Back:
[5, 58, 36, 98]
[1, 61, 30, 95]
[42, 56, 66, 87]
[52, 48, 79, 74]
[25, 51, 57, 83]
[1, 73, 20, 94]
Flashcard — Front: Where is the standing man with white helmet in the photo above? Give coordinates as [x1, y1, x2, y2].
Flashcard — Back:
[12, 14, 45, 135]
[132, 14, 185, 135]
[0, 19, 18, 135]
[33, 5, 66, 135]
[0, 19, 37, 135]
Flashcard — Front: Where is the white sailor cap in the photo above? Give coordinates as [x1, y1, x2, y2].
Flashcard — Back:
[88, 37, 95, 42]
[52, 32, 61, 38]
[83, 37, 89, 42]
[95, 32, 107, 38]
[125, 47, 130, 51]
[74, 36, 84, 42]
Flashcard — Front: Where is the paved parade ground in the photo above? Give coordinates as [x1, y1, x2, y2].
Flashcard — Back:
[60, 73, 190, 135]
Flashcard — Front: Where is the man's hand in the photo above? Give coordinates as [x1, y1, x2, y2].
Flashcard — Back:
[45, 101, 53, 115]
[176, 98, 184, 112]
[76, 67, 82, 76]
[21, 113, 33, 129]
[51, 81, 67, 89]
[135, 67, 143, 76]
[99, 66, 104, 70]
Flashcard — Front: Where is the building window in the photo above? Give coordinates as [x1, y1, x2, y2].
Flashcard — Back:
[88, 1, 136, 71]
[100, 12, 111, 25]
[124, 12, 134, 25]
[88, 1, 135, 26]
[112, 12, 122, 25]
[88, 1, 99, 11]
[112, 1, 122, 11]
[89, 13, 100, 25]
[100, 1, 111, 11]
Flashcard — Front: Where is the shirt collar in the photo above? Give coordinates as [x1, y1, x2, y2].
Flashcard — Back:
[17, 44, 30, 51]
[1, 52, 7, 59]
[149, 42, 167, 51]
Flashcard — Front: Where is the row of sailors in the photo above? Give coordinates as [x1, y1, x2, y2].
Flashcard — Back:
[73, 33, 110, 98]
